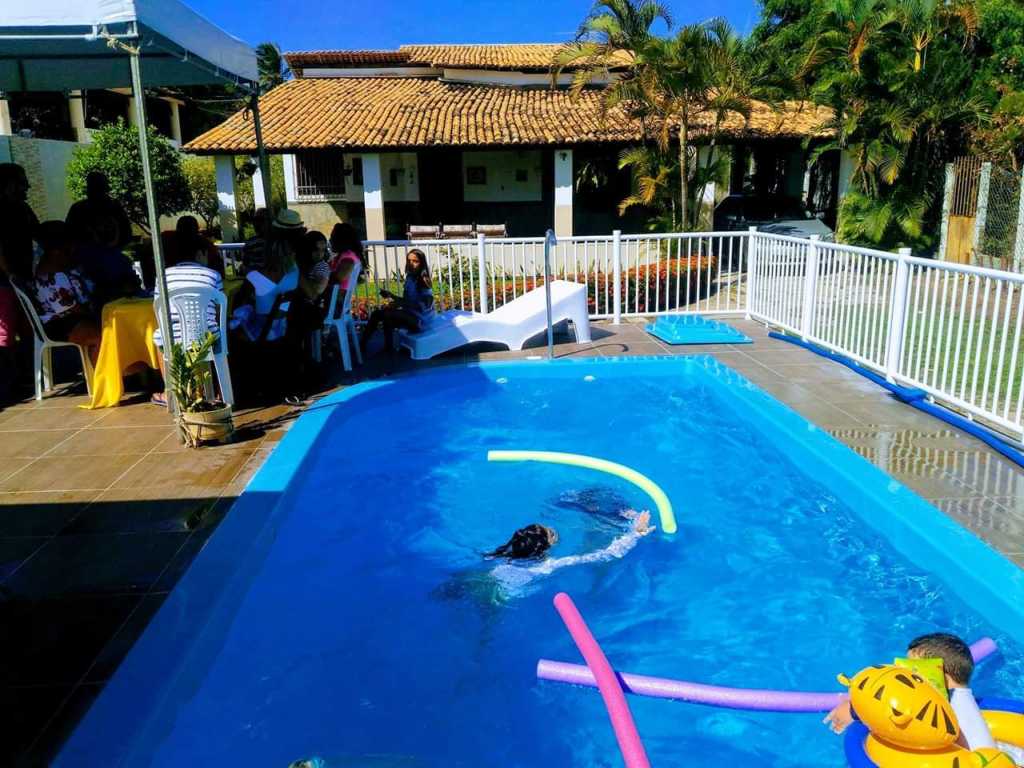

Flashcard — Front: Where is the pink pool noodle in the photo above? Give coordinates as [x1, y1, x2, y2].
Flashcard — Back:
[537, 637, 998, 713]
[553, 592, 651, 768]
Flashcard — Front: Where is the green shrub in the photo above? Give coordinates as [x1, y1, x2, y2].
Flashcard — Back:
[66, 120, 190, 233]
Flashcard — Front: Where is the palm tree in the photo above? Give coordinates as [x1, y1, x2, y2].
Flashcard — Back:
[256, 42, 288, 92]
[618, 145, 680, 229]
[894, 0, 978, 72]
[800, 0, 983, 247]
[558, 3, 759, 231]
[798, 0, 896, 78]
[552, 0, 671, 133]
[641, 22, 741, 229]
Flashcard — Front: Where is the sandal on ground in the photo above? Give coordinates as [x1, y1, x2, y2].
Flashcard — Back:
[150, 392, 168, 407]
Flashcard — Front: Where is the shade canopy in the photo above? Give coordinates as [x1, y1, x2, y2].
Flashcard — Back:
[0, 0, 258, 92]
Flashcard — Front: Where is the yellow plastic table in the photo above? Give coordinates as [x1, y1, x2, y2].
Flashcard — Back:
[84, 298, 162, 409]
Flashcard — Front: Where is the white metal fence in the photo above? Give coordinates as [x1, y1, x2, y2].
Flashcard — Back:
[749, 233, 1024, 442]
[358, 231, 750, 321]
[220, 227, 1024, 442]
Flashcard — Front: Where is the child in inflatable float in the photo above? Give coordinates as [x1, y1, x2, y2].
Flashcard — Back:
[829, 634, 1024, 767]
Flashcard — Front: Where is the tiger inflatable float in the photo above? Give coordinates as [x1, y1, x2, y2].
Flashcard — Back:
[839, 664, 1024, 768]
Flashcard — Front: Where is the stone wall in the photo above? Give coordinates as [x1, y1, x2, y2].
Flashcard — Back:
[290, 200, 352, 236]
[2, 135, 80, 221]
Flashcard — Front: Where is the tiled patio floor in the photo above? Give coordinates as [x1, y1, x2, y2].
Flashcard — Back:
[3, 316, 1023, 765]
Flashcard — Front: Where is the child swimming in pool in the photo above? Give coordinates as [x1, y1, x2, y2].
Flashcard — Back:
[825, 632, 1016, 757]
[487, 510, 654, 591]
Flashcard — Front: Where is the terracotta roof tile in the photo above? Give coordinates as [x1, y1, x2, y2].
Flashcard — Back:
[399, 43, 629, 71]
[283, 44, 631, 73]
[284, 50, 412, 69]
[184, 77, 834, 154]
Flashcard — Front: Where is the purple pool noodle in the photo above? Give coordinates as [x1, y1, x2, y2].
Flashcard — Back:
[971, 636, 998, 663]
[536, 637, 998, 713]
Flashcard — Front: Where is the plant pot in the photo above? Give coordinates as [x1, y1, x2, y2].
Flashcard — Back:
[179, 404, 235, 447]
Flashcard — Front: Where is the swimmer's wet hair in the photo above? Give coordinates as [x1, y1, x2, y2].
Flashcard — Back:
[486, 524, 553, 560]
[908, 633, 974, 685]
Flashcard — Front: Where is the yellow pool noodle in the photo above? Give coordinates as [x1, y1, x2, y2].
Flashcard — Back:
[487, 450, 677, 535]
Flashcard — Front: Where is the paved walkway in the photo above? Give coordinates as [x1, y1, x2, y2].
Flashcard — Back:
[2, 316, 1022, 764]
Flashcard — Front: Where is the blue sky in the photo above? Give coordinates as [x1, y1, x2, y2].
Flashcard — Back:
[187, 0, 762, 52]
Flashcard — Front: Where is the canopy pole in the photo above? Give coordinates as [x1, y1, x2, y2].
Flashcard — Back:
[250, 90, 273, 221]
[129, 50, 178, 421]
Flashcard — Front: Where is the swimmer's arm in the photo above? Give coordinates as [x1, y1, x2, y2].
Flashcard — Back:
[528, 515, 654, 576]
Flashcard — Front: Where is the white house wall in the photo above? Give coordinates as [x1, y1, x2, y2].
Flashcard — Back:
[462, 149, 542, 203]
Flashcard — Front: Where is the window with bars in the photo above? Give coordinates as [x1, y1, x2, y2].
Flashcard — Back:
[294, 151, 346, 198]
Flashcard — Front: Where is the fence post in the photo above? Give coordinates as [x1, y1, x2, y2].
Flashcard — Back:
[937, 163, 954, 262]
[1014, 167, 1024, 273]
[800, 234, 821, 340]
[612, 229, 622, 325]
[745, 226, 757, 319]
[973, 162, 992, 265]
[476, 233, 488, 314]
[884, 247, 913, 382]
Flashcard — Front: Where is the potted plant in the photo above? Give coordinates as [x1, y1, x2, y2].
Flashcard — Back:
[169, 333, 234, 447]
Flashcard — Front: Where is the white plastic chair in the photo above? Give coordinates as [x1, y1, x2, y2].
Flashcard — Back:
[11, 283, 95, 400]
[156, 284, 234, 406]
[322, 261, 363, 372]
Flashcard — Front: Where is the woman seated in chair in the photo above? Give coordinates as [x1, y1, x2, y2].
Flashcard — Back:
[360, 248, 433, 354]
[150, 234, 225, 405]
[231, 230, 300, 344]
[281, 241, 332, 402]
[327, 222, 365, 296]
[31, 220, 101, 362]
[72, 214, 142, 307]
[152, 235, 224, 347]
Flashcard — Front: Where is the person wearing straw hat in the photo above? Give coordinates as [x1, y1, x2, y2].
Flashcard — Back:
[230, 210, 304, 343]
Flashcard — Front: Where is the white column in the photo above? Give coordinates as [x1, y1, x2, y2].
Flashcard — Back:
[554, 148, 573, 238]
[938, 163, 955, 262]
[837, 149, 855, 200]
[0, 97, 11, 136]
[68, 91, 89, 143]
[973, 161, 992, 265]
[696, 147, 718, 229]
[362, 152, 386, 241]
[214, 155, 239, 242]
[168, 101, 183, 145]
[251, 158, 267, 209]
[127, 95, 138, 126]
[282, 153, 297, 204]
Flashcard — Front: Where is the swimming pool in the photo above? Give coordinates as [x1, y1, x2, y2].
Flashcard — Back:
[59, 356, 1024, 767]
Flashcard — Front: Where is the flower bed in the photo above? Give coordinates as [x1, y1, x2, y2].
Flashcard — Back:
[350, 256, 719, 320]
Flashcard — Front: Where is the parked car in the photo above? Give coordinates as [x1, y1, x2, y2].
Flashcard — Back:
[713, 195, 834, 241]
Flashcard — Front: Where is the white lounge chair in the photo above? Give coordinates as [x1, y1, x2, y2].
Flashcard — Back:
[397, 279, 592, 360]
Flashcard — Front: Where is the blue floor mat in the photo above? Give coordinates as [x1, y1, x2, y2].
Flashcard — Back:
[645, 315, 752, 345]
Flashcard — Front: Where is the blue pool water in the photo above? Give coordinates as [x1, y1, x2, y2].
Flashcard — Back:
[61, 357, 1024, 767]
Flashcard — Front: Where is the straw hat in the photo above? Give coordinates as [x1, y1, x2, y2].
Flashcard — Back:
[271, 209, 304, 231]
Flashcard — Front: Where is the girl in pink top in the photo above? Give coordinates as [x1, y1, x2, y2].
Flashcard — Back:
[328, 222, 364, 292]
